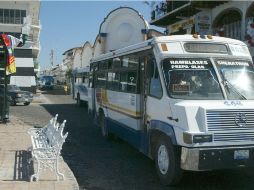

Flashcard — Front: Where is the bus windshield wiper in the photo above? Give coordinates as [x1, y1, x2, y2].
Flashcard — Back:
[219, 71, 247, 100]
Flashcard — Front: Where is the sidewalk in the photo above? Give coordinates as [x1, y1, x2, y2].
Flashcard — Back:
[0, 116, 79, 190]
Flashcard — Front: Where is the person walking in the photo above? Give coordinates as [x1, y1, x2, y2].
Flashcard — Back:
[64, 82, 68, 95]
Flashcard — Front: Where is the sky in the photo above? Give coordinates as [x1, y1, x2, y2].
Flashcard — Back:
[39, 1, 163, 70]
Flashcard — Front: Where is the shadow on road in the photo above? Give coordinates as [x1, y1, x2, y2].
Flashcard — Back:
[13, 150, 34, 182]
[40, 86, 71, 96]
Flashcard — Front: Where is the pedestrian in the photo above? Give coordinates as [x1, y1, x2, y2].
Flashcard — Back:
[64, 82, 68, 95]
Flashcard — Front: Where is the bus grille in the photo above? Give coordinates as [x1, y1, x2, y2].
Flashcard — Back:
[206, 109, 254, 142]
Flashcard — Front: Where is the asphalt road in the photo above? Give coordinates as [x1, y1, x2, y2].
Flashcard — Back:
[10, 89, 254, 190]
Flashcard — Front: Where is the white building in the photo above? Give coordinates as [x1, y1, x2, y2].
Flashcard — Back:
[0, 0, 41, 92]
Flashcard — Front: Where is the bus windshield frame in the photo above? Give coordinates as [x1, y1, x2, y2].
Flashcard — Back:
[162, 57, 224, 100]
[162, 57, 254, 100]
[215, 59, 254, 100]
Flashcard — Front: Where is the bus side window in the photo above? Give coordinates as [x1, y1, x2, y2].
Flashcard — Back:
[96, 72, 107, 89]
[148, 58, 162, 98]
[107, 72, 120, 91]
[120, 71, 137, 93]
[127, 71, 137, 93]
[120, 72, 128, 92]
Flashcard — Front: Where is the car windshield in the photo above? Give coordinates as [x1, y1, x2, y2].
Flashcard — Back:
[216, 59, 254, 100]
[162, 58, 224, 100]
[8, 85, 20, 91]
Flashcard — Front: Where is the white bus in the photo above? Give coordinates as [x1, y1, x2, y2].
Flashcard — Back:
[89, 35, 254, 185]
[73, 66, 90, 106]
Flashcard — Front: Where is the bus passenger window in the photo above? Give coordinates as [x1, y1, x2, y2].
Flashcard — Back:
[96, 72, 107, 88]
[120, 72, 128, 92]
[122, 55, 138, 68]
[127, 72, 137, 93]
[113, 57, 121, 69]
[107, 72, 120, 91]
[108, 59, 113, 69]
[120, 72, 137, 93]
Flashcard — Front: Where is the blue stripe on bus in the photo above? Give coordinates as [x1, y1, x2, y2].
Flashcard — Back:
[101, 117, 177, 156]
[106, 118, 149, 155]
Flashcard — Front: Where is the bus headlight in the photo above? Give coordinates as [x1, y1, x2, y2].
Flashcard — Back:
[183, 132, 213, 144]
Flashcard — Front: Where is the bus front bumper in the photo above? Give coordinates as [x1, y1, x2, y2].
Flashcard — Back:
[181, 146, 254, 171]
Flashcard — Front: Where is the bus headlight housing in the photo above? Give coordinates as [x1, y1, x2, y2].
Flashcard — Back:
[183, 132, 213, 144]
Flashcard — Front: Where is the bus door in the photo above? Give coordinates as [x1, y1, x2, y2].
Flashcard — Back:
[139, 54, 164, 153]
[144, 54, 164, 137]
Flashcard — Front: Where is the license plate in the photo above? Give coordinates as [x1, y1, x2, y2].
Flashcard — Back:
[234, 150, 249, 160]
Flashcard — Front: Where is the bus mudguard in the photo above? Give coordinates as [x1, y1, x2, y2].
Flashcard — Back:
[149, 120, 177, 145]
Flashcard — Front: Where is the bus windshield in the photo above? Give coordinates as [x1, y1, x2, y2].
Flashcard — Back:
[216, 59, 254, 100]
[162, 58, 224, 100]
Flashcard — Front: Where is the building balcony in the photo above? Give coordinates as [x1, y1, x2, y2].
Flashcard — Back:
[30, 20, 41, 30]
[150, 0, 228, 26]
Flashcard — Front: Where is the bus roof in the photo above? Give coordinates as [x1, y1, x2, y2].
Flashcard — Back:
[91, 35, 249, 62]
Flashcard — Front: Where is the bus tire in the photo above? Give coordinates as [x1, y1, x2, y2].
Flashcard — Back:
[99, 111, 111, 140]
[154, 136, 182, 186]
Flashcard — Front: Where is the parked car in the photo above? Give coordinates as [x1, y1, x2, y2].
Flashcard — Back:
[3, 85, 33, 106]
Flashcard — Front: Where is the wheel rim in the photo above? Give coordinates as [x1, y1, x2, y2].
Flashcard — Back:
[157, 145, 169, 175]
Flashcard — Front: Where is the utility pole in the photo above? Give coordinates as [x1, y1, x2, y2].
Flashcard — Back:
[50, 49, 54, 67]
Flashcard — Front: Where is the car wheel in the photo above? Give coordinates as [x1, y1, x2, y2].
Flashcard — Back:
[24, 102, 30, 106]
[11, 99, 16, 106]
[154, 136, 182, 186]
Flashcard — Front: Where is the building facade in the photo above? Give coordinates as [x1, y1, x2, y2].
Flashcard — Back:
[150, 1, 254, 58]
[0, 0, 41, 92]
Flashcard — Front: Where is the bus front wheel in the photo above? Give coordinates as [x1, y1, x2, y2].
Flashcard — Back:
[154, 136, 182, 186]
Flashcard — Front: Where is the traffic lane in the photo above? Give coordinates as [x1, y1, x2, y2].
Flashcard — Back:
[40, 102, 254, 190]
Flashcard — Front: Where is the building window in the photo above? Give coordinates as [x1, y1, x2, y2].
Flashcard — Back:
[0, 9, 26, 24]
[0, 9, 3, 23]
[4, 9, 9, 24]
[213, 10, 241, 40]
